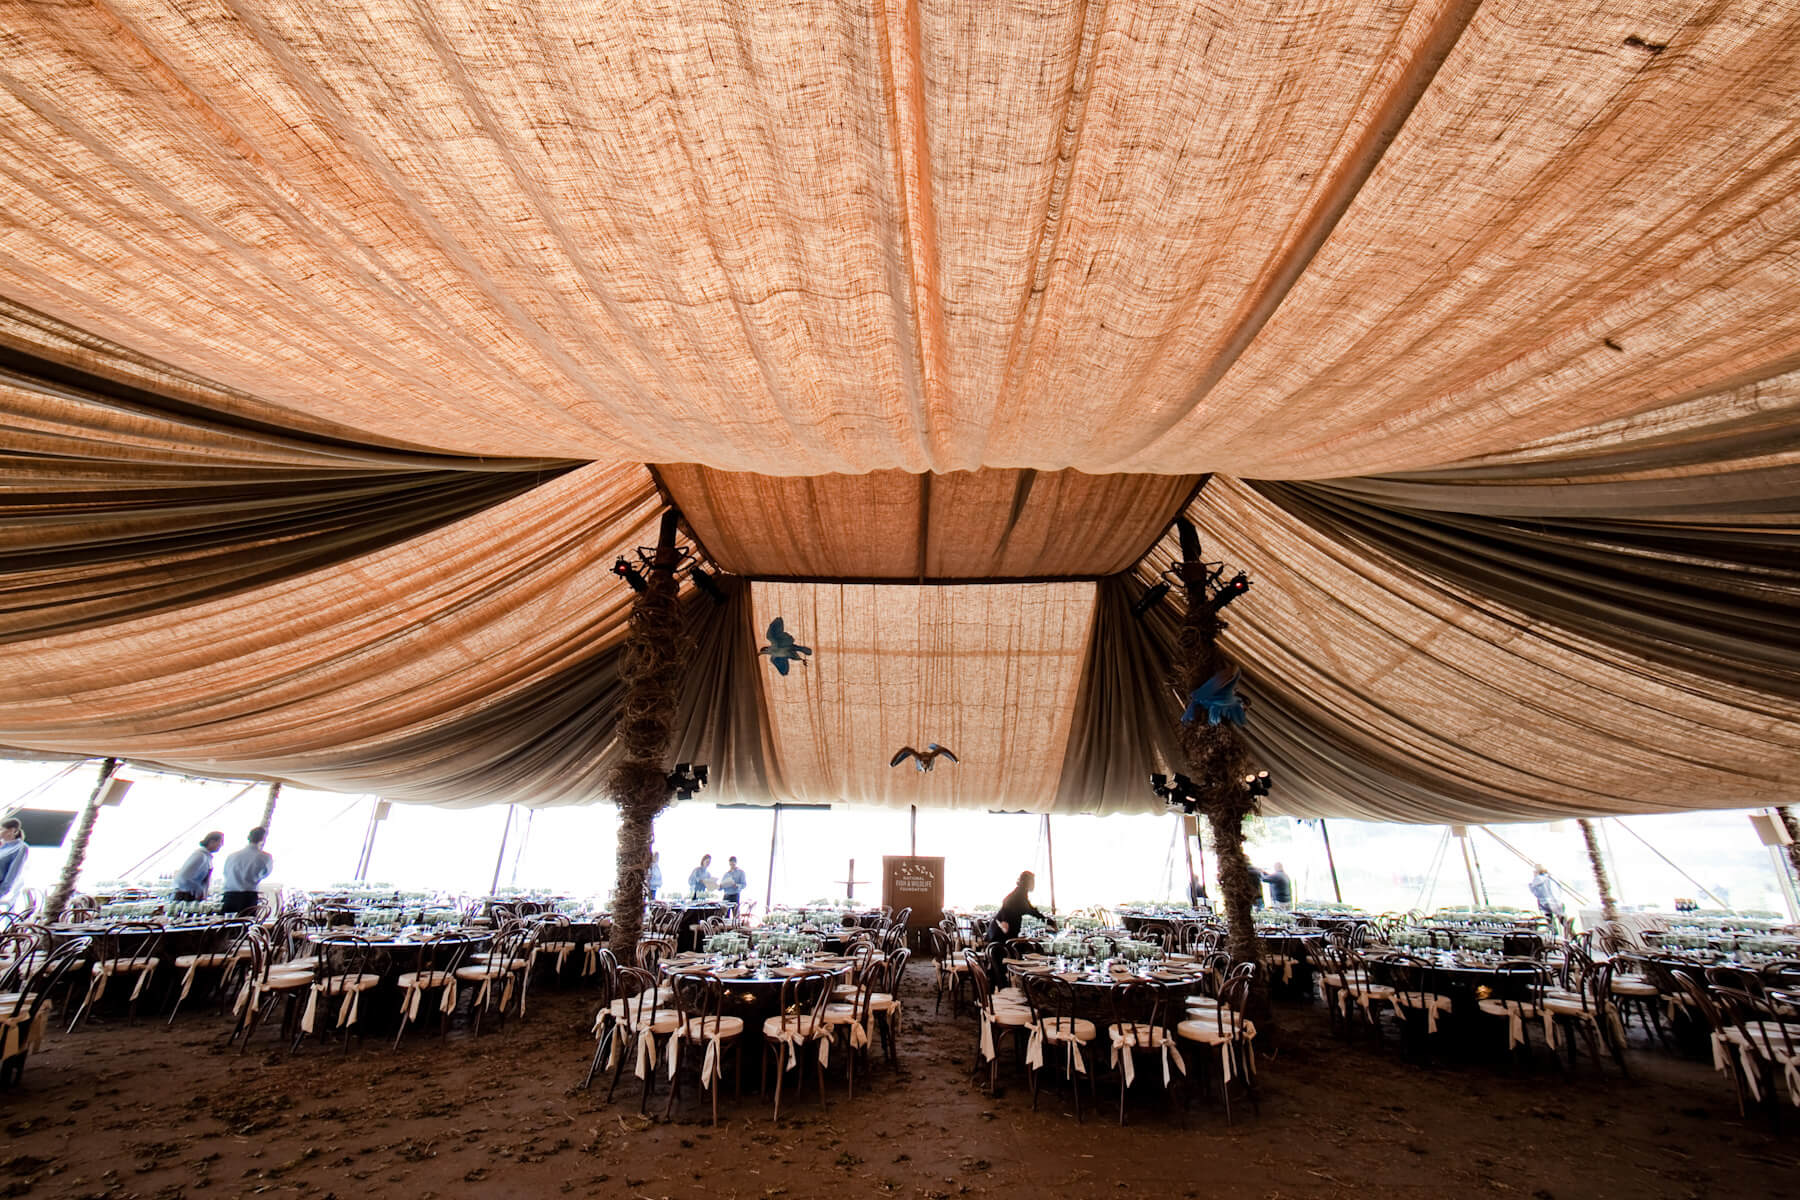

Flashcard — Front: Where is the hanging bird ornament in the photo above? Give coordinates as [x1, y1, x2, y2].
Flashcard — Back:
[1182, 669, 1247, 727]
[890, 744, 959, 772]
[759, 617, 813, 675]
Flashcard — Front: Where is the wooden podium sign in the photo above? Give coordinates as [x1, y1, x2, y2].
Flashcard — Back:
[882, 856, 945, 929]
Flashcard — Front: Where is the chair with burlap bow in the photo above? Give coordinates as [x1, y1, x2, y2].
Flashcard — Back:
[665, 971, 744, 1125]
[293, 935, 382, 1052]
[930, 928, 971, 1015]
[822, 959, 892, 1100]
[166, 920, 257, 1025]
[1383, 953, 1454, 1056]
[454, 922, 533, 1035]
[966, 950, 1032, 1095]
[1, 935, 91, 1088]
[1105, 980, 1185, 1126]
[69, 922, 164, 1031]
[1478, 959, 1556, 1064]
[579, 947, 624, 1091]
[393, 932, 471, 1050]
[601, 965, 681, 1111]
[1545, 956, 1630, 1075]
[760, 969, 834, 1122]
[228, 928, 314, 1050]
[1713, 985, 1800, 1122]
[1020, 974, 1096, 1121]
[1176, 973, 1259, 1124]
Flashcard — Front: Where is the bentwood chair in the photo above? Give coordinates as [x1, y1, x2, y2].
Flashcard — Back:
[1478, 958, 1555, 1064]
[760, 969, 834, 1122]
[605, 966, 680, 1111]
[71, 922, 165, 1031]
[1020, 974, 1096, 1121]
[294, 935, 381, 1052]
[581, 948, 625, 1091]
[929, 929, 971, 1015]
[966, 951, 1031, 1093]
[0, 935, 92, 1088]
[821, 959, 891, 1099]
[1713, 986, 1800, 1123]
[394, 932, 471, 1049]
[230, 928, 315, 1050]
[1176, 975, 1259, 1124]
[1105, 980, 1184, 1125]
[665, 971, 743, 1125]
[167, 920, 256, 1025]
[455, 922, 533, 1035]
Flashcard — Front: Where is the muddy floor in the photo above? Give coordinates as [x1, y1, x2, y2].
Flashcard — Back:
[2, 964, 1794, 1200]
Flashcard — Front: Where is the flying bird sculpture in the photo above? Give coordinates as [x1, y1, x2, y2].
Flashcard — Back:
[1182, 669, 1247, 727]
[890, 744, 959, 772]
[758, 617, 813, 676]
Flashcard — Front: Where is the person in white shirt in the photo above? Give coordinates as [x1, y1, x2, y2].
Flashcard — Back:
[173, 831, 225, 901]
[220, 827, 274, 915]
[0, 818, 28, 900]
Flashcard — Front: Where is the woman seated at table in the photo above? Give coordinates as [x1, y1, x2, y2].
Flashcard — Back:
[985, 871, 1056, 976]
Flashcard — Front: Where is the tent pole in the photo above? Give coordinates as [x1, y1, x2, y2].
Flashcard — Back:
[259, 781, 281, 835]
[1467, 829, 1490, 906]
[509, 808, 535, 888]
[353, 797, 385, 881]
[1578, 818, 1620, 921]
[765, 803, 780, 913]
[910, 805, 917, 857]
[1319, 820, 1342, 903]
[45, 758, 119, 921]
[1457, 827, 1481, 906]
[1182, 814, 1197, 904]
[1779, 808, 1800, 882]
[490, 805, 516, 897]
[1043, 814, 1057, 915]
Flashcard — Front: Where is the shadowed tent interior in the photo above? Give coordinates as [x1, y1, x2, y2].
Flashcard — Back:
[0, 1, 1794, 823]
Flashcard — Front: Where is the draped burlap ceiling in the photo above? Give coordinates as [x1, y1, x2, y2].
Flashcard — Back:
[0, 1, 1795, 821]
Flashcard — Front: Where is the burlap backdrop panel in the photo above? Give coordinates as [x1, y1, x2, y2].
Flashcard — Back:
[1, 3, 1793, 476]
[661, 465, 1198, 578]
[749, 581, 1096, 811]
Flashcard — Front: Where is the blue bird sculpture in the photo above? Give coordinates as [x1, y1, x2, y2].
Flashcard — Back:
[759, 617, 813, 676]
[1182, 669, 1246, 726]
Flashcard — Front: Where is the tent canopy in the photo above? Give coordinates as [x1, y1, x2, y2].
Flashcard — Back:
[0, 1, 1795, 822]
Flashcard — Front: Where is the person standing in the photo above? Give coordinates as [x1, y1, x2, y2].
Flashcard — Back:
[984, 870, 1055, 976]
[172, 831, 225, 902]
[719, 856, 747, 913]
[1528, 865, 1563, 920]
[687, 853, 714, 900]
[1262, 862, 1293, 908]
[0, 818, 28, 901]
[220, 827, 273, 915]
[646, 851, 662, 900]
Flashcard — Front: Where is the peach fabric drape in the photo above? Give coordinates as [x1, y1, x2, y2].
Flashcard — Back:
[0, 2, 1795, 820]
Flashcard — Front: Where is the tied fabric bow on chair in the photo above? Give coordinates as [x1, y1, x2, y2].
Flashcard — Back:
[977, 1010, 997, 1062]
[772, 1024, 810, 1070]
[633, 1025, 660, 1080]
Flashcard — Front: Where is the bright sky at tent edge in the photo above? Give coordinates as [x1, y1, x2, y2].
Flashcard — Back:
[2, 761, 1791, 919]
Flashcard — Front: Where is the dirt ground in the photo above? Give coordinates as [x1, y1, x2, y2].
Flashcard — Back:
[3, 964, 1795, 1200]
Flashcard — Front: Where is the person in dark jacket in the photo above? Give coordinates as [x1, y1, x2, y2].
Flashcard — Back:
[1251, 862, 1293, 908]
[985, 871, 1055, 977]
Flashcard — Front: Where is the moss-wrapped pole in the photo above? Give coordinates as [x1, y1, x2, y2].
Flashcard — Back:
[1578, 817, 1619, 923]
[1778, 807, 1800, 884]
[1171, 518, 1271, 1030]
[608, 509, 685, 960]
[45, 757, 120, 921]
[259, 781, 281, 836]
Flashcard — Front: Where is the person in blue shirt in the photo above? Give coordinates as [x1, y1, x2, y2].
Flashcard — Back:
[172, 831, 225, 902]
[646, 851, 662, 900]
[1529, 865, 1563, 919]
[0, 818, 28, 900]
[719, 856, 747, 912]
[220, 827, 274, 915]
[687, 854, 714, 900]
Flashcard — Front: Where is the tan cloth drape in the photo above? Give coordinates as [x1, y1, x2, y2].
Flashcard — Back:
[0, 3, 1795, 820]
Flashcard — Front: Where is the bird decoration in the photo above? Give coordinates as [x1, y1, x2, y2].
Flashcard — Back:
[1182, 669, 1247, 726]
[758, 617, 813, 675]
[611, 556, 648, 593]
[890, 744, 959, 772]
